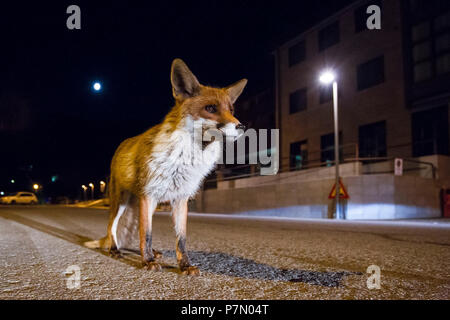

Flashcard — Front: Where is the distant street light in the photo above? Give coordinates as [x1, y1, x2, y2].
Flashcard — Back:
[33, 184, 40, 191]
[81, 185, 88, 201]
[89, 183, 94, 200]
[319, 70, 342, 219]
[100, 181, 106, 194]
[10, 179, 15, 184]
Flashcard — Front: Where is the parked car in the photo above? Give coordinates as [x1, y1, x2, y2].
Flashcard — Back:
[0, 192, 38, 205]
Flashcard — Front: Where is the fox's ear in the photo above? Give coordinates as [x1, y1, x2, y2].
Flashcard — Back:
[171, 59, 201, 99]
[226, 79, 247, 104]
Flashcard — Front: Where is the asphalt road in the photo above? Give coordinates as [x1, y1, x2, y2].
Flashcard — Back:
[0, 205, 449, 299]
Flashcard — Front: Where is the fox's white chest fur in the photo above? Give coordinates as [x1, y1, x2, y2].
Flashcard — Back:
[143, 117, 221, 202]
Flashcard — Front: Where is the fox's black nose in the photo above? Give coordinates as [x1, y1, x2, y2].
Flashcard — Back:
[236, 123, 246, 131]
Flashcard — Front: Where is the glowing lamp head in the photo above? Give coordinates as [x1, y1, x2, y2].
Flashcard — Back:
[319, 71, 336, 85]
[93, 82, 101, 91]
[33, 184, 39, 191]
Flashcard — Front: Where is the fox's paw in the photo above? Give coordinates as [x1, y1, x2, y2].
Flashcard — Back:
[145, 262, 162, 272]
[108, 248, 123, 258]
[181, 266, 200, 276]
[152, 249, 163, 259]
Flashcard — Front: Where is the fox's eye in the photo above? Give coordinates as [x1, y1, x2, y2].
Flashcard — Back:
[205, 105, 217, 113]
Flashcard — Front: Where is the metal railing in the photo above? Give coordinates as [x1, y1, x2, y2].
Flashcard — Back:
[203, 143, 437, 188]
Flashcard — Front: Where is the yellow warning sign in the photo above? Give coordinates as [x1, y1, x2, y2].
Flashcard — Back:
[328, 180, 349, 199]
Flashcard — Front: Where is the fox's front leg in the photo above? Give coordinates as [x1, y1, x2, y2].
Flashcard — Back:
[171, 198, 199, 275]
[139, 195, 161, 271]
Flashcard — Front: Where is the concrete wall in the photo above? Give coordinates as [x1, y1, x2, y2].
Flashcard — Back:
[217, 161, 362, 190]
[195, 174, 442, 220]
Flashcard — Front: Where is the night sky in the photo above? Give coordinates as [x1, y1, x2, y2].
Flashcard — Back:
[0, 0, 354, 198]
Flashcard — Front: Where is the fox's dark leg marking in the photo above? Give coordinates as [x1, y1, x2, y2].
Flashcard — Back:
[139, 196, 161, 271]
[176, 236, 191, 268]
[172, 198, 200, 275]
[143, 233, 153, 261]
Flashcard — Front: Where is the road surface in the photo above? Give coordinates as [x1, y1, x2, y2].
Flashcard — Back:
[0, 205, 449, 299]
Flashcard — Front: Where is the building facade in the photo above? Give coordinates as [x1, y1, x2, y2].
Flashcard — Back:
[195, 0, 450, 219]
[273, 0, 450, 172]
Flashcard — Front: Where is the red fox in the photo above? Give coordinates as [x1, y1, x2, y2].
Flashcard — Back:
[85, 59, 247, 275]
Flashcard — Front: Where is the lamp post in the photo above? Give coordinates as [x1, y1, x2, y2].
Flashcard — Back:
[88, 183, 94, 200]
[319, 70, 341, 219]
[100, 181, 106, 197]
[81, 185, 87, 201]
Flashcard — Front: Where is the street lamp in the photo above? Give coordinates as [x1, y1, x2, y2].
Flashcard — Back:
[82, 185, 88, 201]
[319, 70, 342, 219]
[89, 183, 94, 200]
[100, 181, 106, 195]
[33, 184, 40, 191]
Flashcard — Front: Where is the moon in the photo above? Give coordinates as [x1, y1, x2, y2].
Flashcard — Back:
[93, 82, 101, 91]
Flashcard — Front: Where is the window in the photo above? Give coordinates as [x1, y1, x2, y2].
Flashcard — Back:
[321, 132, 343, 164]
[413, 41, 432, 62]
[414, 61, 432, 82]
[290, 140, 308, 169]
[288, 40, 306, 66]
[412, 22, 430, 42]
[411, 11, 450, 83]
[318, 21, 340, 51]
[289, 88, 307, 114]
[436, 34, 450, 54]
[434, 11, 450, 31]
[357, 56, 385, 90]
[359, 121, 387, 158]
[436, 53, 450, 75]
[319, 85, 333, 104]
[412, 106, 449, 156]
[355, 0, 382, 33]
[409, 0, 450, 18]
